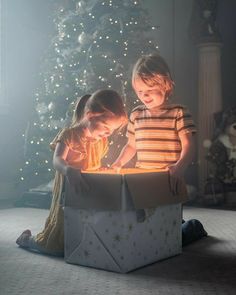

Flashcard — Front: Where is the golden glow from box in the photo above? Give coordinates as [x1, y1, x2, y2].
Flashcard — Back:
[82, 168, 168, 175]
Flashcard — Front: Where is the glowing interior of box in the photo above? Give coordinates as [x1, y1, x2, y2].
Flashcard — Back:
[81, 168, 168, 175]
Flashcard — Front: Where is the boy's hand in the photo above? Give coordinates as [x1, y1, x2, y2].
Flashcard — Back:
[97, 166, 110, 171]
[168, 164, 185, 179]
[168, 164, 185, 195]
[110, 162, 122, 173]
[65, 166, 89, 194]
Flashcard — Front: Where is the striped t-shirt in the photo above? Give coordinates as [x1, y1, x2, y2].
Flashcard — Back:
[127, 103, 196, 169]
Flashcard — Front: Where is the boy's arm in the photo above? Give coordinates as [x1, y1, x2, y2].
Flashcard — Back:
[169, 132, 195, 178]
[111, 136, 137, 169]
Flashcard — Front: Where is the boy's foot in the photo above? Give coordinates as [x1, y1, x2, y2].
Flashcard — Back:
[182, 219, 208, 246]
[16, 229, 32, 248]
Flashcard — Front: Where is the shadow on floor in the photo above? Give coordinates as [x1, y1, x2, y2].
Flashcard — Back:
[132, 236, 236, 288]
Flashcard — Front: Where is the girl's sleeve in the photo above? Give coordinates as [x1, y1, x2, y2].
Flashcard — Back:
[49, 128, 71, 151]
[176, 107, 197, 136]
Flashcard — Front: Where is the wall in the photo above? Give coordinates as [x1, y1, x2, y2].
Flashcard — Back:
[0, 0, 54, 199]
[217, 0, 236, 108]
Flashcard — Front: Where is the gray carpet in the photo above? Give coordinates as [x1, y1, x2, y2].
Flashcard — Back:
[0, 206, 236, 295]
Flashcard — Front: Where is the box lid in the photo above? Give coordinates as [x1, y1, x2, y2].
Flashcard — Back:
[64, 168, 188, 210]
[64, 173, 122, 210]
[125, 171, 188, 209]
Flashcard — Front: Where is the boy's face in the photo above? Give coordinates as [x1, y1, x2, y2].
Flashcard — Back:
[133, 78, 166, 109]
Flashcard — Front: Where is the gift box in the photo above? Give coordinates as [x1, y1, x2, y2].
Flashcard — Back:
[64, 168, 187, 273]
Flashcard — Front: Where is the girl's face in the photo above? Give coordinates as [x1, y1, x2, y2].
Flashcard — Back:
[132, 77, 166, 109]
[85, 115, 124, 140]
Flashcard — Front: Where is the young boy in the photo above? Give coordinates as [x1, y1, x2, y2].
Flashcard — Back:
[112, 54, 207, 246]
[112, 53, 196, 192]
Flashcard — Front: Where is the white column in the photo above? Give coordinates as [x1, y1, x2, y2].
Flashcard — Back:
[197, 42, 222, 195]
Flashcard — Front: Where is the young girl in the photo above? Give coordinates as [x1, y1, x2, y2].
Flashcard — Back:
[112, 53, 196, 189]
[16, 89, 127, 256]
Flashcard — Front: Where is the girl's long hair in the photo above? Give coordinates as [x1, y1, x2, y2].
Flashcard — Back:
[71, 89, 127, 128]
[71, 94, 91, 126]
[86, 89, 126, 118]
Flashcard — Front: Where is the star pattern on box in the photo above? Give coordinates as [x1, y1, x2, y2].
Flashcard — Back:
[65, 204, 182, 273]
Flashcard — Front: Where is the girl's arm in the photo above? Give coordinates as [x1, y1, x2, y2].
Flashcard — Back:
[111, 136, 137, 170]
[53, 142, 85, 192]
[169, 132, 195, 178]
[53, 142, 70, 175]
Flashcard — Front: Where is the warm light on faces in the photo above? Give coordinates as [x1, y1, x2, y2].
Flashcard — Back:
[132, 78, 166, 109]
[86, 115, 125, 140]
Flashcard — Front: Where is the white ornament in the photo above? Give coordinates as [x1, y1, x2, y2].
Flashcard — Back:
[78, 32, 92, 45]
[76, 1, 86, 14]
[48, 102, 55, 111]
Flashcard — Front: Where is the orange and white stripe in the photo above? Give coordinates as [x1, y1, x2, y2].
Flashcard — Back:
[127, 103, 196, 169]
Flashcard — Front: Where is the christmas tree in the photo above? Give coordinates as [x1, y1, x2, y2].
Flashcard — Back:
[20, 0, 159, 187]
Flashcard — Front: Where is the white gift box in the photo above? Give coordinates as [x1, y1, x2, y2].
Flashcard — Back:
[64, 169, 187, 273]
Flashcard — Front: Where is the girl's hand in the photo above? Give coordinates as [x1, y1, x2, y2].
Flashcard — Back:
[65, 166, 89, 194]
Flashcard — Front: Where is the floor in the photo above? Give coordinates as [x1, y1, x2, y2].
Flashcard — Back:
[0, 205, 236, 295]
